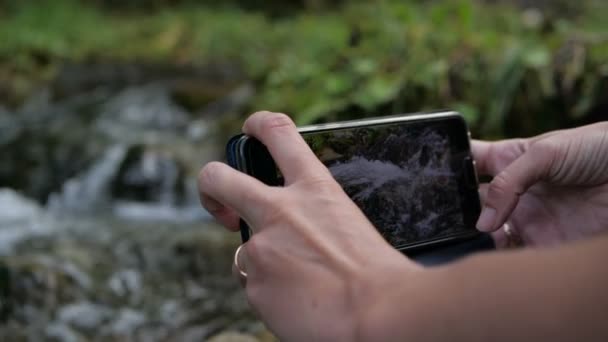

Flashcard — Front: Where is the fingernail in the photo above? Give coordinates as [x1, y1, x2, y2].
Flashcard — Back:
[476, 206, 496, 231]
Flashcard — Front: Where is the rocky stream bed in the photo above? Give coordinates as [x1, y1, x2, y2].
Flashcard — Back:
[0, 63, 274, 341]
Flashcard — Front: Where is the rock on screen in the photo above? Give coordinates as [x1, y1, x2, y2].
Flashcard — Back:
[303, 121, 468, 248]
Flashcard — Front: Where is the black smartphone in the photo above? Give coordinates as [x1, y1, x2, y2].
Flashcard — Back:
[227, 111, 484, 254]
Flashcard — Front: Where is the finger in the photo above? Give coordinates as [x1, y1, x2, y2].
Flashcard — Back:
[471, 139, 528, 176]
[198, 161, 273, 229]
[490, 226, 509, 249]
[478, 183, 488, 208]
[232, 263, 247, 287]
[242, 111, 331, 185]
[476, 143, 554, 232]
[200, 193, 240, 231]
[491, 223, 526, 249]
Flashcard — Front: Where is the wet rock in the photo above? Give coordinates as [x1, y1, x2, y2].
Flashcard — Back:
[110, 239, 146, 271]
[184, 279, 210, 300]
[111, 145, 186, 205]
[169, 318, 229, 342]
[0, 106, 20, 145]
[256, 329, 279, 342]
[49, 259, 93, 293]
[171, 228, 240, 278]
[135, 323, 171, 342]
[1, 253, 100, 327]
[107, 269, 142, 302]
[171, 80, 241, 113]
[208, 331, 260, 342]
[0, 320, 29, 341]
[96, 84, 189, 143]
[46, 322, 85, 342]
[159, 299, 185, 327]
[159, 297, 224, 330]
[185, 119, 210, 142]
[194, 83, 255, 118]
[0, 189, 52, 254]
[0, 100, 102, 202]
[0, 212, 254, 341]
[58, 301, 114, 331]
[102, 308, 147, 337]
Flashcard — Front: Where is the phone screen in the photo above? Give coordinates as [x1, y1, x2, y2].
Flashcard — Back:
[299, 117, 479, 249]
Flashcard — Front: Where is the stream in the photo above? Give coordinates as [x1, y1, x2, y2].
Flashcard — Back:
[0, 63, 270, 341]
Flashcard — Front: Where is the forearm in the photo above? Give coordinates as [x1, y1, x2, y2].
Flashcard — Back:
[360, 235, 608, 341]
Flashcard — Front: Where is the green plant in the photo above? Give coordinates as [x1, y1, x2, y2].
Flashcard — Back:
[1, 0, 606, 137]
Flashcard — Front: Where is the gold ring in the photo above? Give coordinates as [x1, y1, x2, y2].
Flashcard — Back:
[503, 223, 524, 248]
[234, 244, 248, 278]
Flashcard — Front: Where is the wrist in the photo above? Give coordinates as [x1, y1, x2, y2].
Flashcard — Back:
[349, 253, 425, 341]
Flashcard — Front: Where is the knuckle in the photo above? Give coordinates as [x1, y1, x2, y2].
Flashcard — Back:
[259, 197, 291, 226]
[529, 140, 562, 175]
[512, 138, 529, 155]
[530, 139, 559, 158]
[488, 172, 511, 198]
[302, 177, 343, 196]
[243, 188, 274, 212]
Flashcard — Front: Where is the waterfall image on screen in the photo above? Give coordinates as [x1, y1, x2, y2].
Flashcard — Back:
[305, 123, 465, 247]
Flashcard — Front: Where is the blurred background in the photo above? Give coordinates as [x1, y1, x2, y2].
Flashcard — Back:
[0, 0, 606, 341]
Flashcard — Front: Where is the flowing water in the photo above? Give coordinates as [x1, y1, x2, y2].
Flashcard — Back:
[0, 66, 271, 341]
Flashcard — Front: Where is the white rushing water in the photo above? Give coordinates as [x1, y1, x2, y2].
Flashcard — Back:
[329, 156, 413, 201]
[0, 188, 55, 254]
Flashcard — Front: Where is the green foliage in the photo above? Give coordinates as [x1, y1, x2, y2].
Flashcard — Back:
[1, 0, 607, 137]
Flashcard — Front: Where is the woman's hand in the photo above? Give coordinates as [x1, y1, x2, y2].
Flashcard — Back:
[472, 122, 608, 248]
[198, 111, 417, 341]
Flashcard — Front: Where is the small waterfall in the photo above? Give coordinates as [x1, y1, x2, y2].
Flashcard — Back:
[0, 188, 54, 255]
[48, 145, 128, 212]
[48, 144, 209, 222]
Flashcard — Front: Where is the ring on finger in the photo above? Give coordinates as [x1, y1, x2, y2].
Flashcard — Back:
[234, 244, 248, 278]
[503, 223, 524, 248]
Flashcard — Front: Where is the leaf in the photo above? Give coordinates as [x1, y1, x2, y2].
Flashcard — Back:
[456, 0, 475, 32]
[355, 75, 402, 110]
[454, 102, 480, 125]
[484, 47, 525, 136]
[324, 73, 351, 95]
[297, 98, 348, 125]
[523, 46, 550, 68]
[352, 58, 378, 76]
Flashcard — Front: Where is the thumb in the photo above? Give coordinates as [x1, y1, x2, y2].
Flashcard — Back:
[476, 142, 555, 232]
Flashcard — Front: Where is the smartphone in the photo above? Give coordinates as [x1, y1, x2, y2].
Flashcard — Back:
[226, 111, 482, 254]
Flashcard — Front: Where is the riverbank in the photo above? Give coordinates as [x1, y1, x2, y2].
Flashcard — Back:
[0, 189, 278, 341]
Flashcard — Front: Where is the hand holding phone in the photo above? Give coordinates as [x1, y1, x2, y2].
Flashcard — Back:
[200, 111, 416, 340]
[201, 112, 608, 341]
[227, 111, 492, 257]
